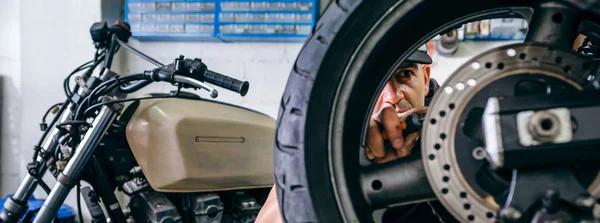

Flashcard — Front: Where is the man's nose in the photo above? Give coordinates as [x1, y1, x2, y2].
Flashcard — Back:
[384, 88, 404, 104]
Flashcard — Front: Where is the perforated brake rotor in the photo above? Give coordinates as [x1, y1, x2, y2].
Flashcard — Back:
[421, 42, 599, 223]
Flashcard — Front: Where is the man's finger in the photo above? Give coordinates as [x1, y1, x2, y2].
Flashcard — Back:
[366, 147, 375, 160]
[372, 102, 394, 122]
[367, 119, 385, 158]
[397, 132, 420, 157]
[380, 106, 404, 149]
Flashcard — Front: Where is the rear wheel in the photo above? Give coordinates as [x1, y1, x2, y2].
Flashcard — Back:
[273, 0, 600, 222]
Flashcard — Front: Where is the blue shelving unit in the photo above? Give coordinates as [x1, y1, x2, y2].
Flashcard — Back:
[463, 33, 526, 41]
[124, 0, 319, 42]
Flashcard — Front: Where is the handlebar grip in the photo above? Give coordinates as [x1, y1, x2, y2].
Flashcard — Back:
[203, 70, 249, 96]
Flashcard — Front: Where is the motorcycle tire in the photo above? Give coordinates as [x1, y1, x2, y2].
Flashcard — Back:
[273, 0, 592, 222]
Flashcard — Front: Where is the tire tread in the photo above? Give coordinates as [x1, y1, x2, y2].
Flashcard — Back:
[273, 0, 359, 222]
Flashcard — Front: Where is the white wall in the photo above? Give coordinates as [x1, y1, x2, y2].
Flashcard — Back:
[0, 0, 22, 195]
[17, 0, 103, 221]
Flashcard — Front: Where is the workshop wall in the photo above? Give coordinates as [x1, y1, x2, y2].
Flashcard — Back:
[0, 0, 22, 195]
[15, 0, 103, 220]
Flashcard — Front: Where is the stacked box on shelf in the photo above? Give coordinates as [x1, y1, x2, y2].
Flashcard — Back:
[124, 0, 318, 41]
[126, 0, 218, 40]
[218, 0, 316, 41]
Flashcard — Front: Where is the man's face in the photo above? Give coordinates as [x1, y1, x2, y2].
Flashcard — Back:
[376, 62, 431, 114]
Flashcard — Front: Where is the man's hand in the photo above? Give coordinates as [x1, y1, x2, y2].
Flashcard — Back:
[366, 104, 427, 163]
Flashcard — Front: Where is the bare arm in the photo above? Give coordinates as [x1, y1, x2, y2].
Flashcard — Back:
[255, 185, 283, 223]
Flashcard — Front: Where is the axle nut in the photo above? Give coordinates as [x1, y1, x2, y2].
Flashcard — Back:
[528, 111, 561, 141]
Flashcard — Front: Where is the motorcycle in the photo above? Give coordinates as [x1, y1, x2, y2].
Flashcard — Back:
[0, 21, 275, 223]
[273, 0, 600, 222]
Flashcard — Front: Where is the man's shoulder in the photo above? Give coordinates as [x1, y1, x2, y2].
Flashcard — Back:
[419, 78, 440, 150]
[425, 78, 441, 106]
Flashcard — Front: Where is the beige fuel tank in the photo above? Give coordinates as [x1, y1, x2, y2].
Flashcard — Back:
[125, 97, 276, 193]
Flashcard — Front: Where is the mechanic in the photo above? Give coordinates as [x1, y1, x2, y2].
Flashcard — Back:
[255, 45, 455, 222]
[366, 44, 433, 164]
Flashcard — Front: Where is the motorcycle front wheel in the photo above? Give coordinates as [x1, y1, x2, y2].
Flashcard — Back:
[273, 0, 600, 222]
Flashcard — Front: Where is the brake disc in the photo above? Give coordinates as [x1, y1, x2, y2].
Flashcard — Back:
[421, 42, 598, 222]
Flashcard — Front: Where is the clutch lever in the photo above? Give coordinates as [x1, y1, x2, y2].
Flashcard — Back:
[173, 75, 218, 98]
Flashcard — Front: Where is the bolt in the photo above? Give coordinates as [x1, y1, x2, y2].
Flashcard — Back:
[210, 89, 218, 98]
[472, 147, 486, 160]
[500, 207, 522, 220]
[577, 195, 596, 208]
[528, 111, 561, 141]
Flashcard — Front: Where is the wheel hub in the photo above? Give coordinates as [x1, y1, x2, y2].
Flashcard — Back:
[421, 42, 599, 222]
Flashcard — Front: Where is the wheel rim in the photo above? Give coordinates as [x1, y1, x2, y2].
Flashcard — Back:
[313, 1, 600, 222]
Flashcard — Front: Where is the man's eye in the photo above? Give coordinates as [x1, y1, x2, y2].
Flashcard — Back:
[395, 70, 414, 79]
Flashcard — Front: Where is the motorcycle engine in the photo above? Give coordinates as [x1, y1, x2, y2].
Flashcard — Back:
[128, 191, 225, 223]
[127, 188, 263, 223]
[128, 190, 185, 223]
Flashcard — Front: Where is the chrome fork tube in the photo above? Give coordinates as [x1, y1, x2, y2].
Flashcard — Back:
[17, 104, 73, 198]
[33, 105, 118, 223]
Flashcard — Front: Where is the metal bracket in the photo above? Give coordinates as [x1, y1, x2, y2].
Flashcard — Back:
[483, 97, 504, 169]
[56, 173, 74, 188]
[517, 107, 573, 147]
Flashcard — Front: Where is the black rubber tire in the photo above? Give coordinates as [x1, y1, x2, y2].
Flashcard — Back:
[272, 0, 595, 222]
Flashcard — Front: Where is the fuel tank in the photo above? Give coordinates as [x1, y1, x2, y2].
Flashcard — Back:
[125, 96, 275, 193]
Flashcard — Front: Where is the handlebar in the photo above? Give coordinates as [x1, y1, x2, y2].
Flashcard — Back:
[204, 70, 249, 96]
[122, 55, 250, 98]
[89, 22, 250, 99]
[119, 79, 152, 93]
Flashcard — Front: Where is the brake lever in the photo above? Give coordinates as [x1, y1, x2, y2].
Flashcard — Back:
[173, 75, 218, 98]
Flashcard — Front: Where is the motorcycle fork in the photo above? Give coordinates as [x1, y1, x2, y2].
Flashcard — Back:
[33, 105, 120, 223]
[0, 103, 74, 222]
